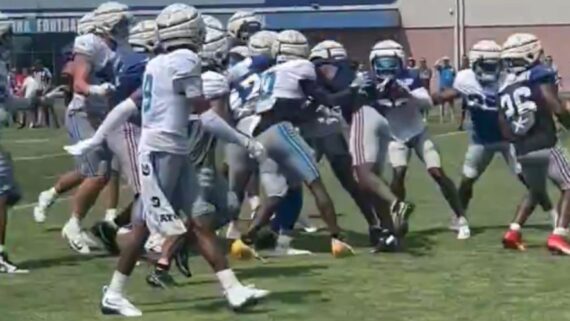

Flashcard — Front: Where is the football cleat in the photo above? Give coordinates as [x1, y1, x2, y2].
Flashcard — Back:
[101, 286, 143, 317]
[33, 190, 56, 223]
[391, 201, 415, 236]
[331, 237, 355, 258]
[230, 239, 256, 260]
[266, 234, 312, 257]
[146, 268, 176, 289]
[91, 221, 119, 255]
[502, 229, 526, 251]
[174, 242, 192, 278]
[61, 223, 91, 255]
[0, 253, 29, 274]
[547, 234, 570, 255]
[370, 230, 400, 253]
[456, 217, 471, 240]
[224, 285, 266, 311]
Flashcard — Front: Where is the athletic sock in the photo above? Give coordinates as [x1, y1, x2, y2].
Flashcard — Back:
[108, 271, 128, 295]
[509, 223, 521, 231]
[216, 269, 241, 291]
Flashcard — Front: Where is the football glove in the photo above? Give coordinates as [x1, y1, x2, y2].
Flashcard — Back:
[331, 237, 355, 258]
[88, 83, 116, 97]
[63, 137, 101, 156]
[350, 71, 374, 90]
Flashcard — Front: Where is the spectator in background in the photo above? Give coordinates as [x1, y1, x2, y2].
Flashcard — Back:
[418, 57, 432, 121]
[32, 60, 58, 128]
[407, 57, 419, 77]
[434, 56, 457, 124]
[460, 54, 470, 70]
[9, 68, 25, 127]
[19, 68, 41, 129]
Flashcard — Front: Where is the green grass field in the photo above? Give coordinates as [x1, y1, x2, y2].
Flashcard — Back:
[1, 124, 569, 321]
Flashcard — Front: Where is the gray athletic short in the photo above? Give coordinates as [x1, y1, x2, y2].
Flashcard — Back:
[256, 121, 319, 197]
[136, 151, 199, 224]
[65, 110, 112, 177]
[0, 150, 21, 205]
[517, 145, 570, 196]
[463, 141, 520, 179]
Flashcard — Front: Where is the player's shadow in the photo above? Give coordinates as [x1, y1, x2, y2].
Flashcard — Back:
[235, 263, 328, 279]
[19, 253, 110, 270]
[401, 232, 438, 257]
[142, 289, 322, 314]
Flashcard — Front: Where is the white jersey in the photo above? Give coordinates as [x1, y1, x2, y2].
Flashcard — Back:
[68, 33, 117, 118]
[140, 49, 202, 155]
[256, 59, 316, 113]
[379, 86, 431, 143]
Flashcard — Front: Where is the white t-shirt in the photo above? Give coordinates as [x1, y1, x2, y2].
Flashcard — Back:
[140, 49, 202, 155]
[21, 76, 40, 99]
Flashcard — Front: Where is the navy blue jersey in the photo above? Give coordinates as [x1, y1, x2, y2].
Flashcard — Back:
[453, 69, 503, 144]
[112, 48, 148, 125]
[315, 59, 358, 123]
[498, 63, 557, 155]
[365, 68, 423, 110]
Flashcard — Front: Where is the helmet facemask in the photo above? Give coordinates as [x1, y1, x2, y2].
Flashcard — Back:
[473, 58, 501, 83]
[372, 56, 403, 81]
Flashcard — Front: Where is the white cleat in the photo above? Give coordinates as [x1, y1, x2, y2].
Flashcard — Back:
[266, 235, 312, 257]
[62, 223, 91, 255]
[296, 215, 318, 233]
[245, 285, 271, 300]
[81, 231, 101, 249]
[448, 216, 460, 231]
[33, 190, 55, 223]
[225, 285, 268, 311]
[0, 253, 29, 274]
[456, 217, 471, 240]
[101, 286, 142, 317]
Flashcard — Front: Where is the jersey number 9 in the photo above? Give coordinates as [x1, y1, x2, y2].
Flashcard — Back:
[142, 74, 153, 113]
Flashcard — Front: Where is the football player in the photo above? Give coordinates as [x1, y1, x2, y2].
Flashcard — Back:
[497, 33, 570, 253]
[365, 40, 470, 239]
[224, 30, 276, 240]
[305, 40, 385, 247]
[33, 12, 97, 224]
[230, 30, 359, 258]
[432, 40, 555, 225]
[58, 1, 132, 254]
[87, 5, 268, 316]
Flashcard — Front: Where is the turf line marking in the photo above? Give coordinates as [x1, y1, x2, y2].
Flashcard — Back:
[434, 131, 465, 138]
[14, 153, 68, 161]
[3, 138, 51, 144]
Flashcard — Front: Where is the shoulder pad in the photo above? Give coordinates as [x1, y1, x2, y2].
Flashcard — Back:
[287, 59, 316, 81]
[168, 49, 201, 80]
[397, 69, 422, 90]
[453, 69, 478, 94]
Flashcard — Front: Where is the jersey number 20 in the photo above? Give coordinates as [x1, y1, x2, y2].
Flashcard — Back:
[256, 72, 277, 113]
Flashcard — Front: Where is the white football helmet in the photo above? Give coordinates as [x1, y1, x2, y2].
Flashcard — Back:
[201, 15, 229, 70]
[309, 40, 347, 62]
[156, 4, 206, 52]
[369, 40, 405, 79]
[128, 20, 157, 53]
[469, 40, 502, 83]
[248, 30, 277, 57]
[92, 1, 133, 41]
[271, 30, 310, 63]
[0, 12, 12, 60]
[227, 11, 263, 44]
[77, 12, 96, 36]
[501, 33, 543, 73]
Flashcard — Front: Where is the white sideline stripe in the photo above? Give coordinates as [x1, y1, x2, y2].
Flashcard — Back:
[10, 130, 467, 211]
